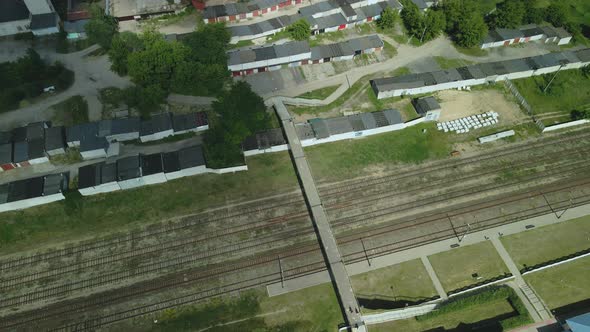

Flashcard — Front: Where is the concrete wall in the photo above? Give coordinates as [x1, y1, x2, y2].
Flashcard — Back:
[0, 19, 31, 37]
[0, 193, 65, 213]
[107, 132, 139, 142]
[142, 173, 168, 185]
[29, 156, 50, 165]
[140, 129, 174, 143]
[478, 130, 515, 143]
[32, 26, 59, 36]
[46, 148, 66, 156]
[118, 177, 147, 190]
[81, 149, 107, 160]
[79, 182, 121, 196]
[542, 119, 590, 132]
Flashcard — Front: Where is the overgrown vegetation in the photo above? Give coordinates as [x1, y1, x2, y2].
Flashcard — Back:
[376, 7, 398, 30]
[85, 5, 119, 49]
[416, 286, 533, 330]
[50, 95, 89, 126]
[400, 0, 446, 43]
[204, 81, 273, 168]
[296, 85, 340, 100]
[0, 49, 74, 113]
[287, 19, 311, 41]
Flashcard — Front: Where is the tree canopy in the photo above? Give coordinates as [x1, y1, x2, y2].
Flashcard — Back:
[400, 0, 445, 43]
[108, 31, 143, 75]
[204, 81, 272, 167]
[442, 0, 487, 47]
[85, 5, 118, 49]
[488, 0, 526, 29]
[544, 3, 568, 27]
[376, 7, 398, 30]
[287, 19, 311, 41]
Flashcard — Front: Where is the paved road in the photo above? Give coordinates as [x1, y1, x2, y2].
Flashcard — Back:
[0, 42, 131, 131]
[420, 256, 448, 300]
[256, 35, 562, 100]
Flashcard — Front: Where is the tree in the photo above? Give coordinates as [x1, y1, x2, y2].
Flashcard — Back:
[544, 3, 568, 27]
[287, 19, 311, 41]
[204, 81, 272, 167]
[109, 32, 143, 75]
[400, 0, 424, 38]
[455, 15, 488, 47]
[422, 10, 446, 42]
[581, 65, 590, 78]
[523, 0, 544, 24]
[571, 109, 590, 120]
[376, 7, 398, 30]
[85, 5, 118, 49]
[127, 30, 190, 90]
[488, 0, 526, 29]
[181, 23, 230, 65]
[123, 85, 167, 118]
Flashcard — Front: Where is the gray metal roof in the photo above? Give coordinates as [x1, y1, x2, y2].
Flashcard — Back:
[30, 12, 58, 30]
[178, 145, 206, 169]
[0, 0, 30, 23]
[45, 126, 65, 151]
[13, 141, 28, 163]
[28, 139, 45, 159]
[80, 136, 108, 152]
[43, 173, 68, 195]
[228, 41, 311, 66]
[140, 113, 173, 136]
[0, 143, 12, 165]
[78, 163, 100, 189]
[117, 155, 141, 180]
[414, 97, 440, 115]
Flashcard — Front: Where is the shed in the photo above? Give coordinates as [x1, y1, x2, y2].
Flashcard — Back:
[117, 155, 145, 190]
[0, 143, 14, 171]
[140, 113, 174, 142]
[27, 139, 48, 164]
[172, 112, 209, 135]
[165, 145, 207, 179]
[413, 96, 441, 121]
[141, 153, 167, 184]
[44, 126, 66, 156]
[80, 136, 109, 160]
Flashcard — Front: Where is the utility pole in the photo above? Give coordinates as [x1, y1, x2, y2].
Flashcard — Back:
[543, 65, 563, 93]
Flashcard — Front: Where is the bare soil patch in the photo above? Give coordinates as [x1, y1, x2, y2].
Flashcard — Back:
[436, 90, 525, 124]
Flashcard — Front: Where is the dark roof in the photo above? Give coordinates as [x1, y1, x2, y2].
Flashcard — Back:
[101, 163, 117, 183]
[414, 96, 441, 115]
[172, 113, 205, 132]
[30, 12, 58, 30]
[67, 122, 98, 143]
[78, 163, 101, 189]
[140, 113, 173, 136]
[98, 118, 140, 137]
[27, 139, 45, 159]
[13, 141, 29, 163]
[0, 132, 12, 144]
[117, 155, 141, 180]
[80, 135, 108, 152]
[45, 126, 65, 151]
[141, 153, 164, 176]
[11, 127, 27, 143]
[0, 184, 8, 204]
[0, 143, 12, 164]
[0, 0, 30, 23]
[8, 177, 44, 202]
[162, 151, 181, 173]
[178, 146, 206, 169]
[43, 173, 68, 195]
[26, 123, 48, 140]
[256, 128, 286, 149]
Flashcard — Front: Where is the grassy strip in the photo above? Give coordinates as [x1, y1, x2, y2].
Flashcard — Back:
[513, 68, 590, 114]
[306, 123, 451, 182]
[50, 95, 89, 126]
[0, 152, 297, 254]
[434, 56, 474, 69]
[291, 75, 370, 115]
[383, 40, 397, 58]
[501, 215, 590, 269]
[416, 286, 533, 330]
[228, 40, 254, 49]
[296, 85, 340, 100]
[525, 256, 590, 309]
[454, 45, 489, 57]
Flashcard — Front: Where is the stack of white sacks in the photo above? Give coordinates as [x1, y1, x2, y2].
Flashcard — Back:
[436, 112, 499, 133]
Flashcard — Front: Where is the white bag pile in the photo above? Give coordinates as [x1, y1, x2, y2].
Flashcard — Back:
[436, 112, 499, 133]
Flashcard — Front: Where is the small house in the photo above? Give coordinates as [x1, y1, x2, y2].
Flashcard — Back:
[141, 153, 167, 184]
[117, 155, 145, 190]
[44, 126, 66, 156]
[139, 113, 174, 142]
[413, 96, 442, 122]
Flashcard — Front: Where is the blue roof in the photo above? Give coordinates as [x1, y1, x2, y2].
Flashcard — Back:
[568, 313, 590, 332]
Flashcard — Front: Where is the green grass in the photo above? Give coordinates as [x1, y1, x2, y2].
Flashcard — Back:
[50, 95, 89, 126]
[48, 148, 82, 165]
[292, 75, 369, 115]
[0, 152, 298, 254]
[434, 56, 474, 70]
[351, 259, 438, 303]
[372, 286, 532, 332]
[526, 256, 590, 309]
[296, 85, 340, 100]
[137, 283, 341, 331]
[265, 30, 290, 43]
[513, 68, 590, 114]
[228, 40, 254, 49]
[306, 123, 451, 182]
[428, 242, 510, 293]
[309, 30, 346, 47]
[501, 215, 590, 269]
[383, 40, 397, 58]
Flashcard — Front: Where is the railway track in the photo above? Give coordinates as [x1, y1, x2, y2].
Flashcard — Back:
[4, 147, 589, 303]
[4, 178, 589, 331]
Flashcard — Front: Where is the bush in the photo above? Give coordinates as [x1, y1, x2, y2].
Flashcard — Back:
[376, 7, 398, 30]
[287, 19, 311, 41]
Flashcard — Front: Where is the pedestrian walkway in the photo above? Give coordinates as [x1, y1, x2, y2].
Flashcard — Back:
[420, 256, 448, 300]
[491, 238, 552, 322]
[273, 98, 365, 331]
